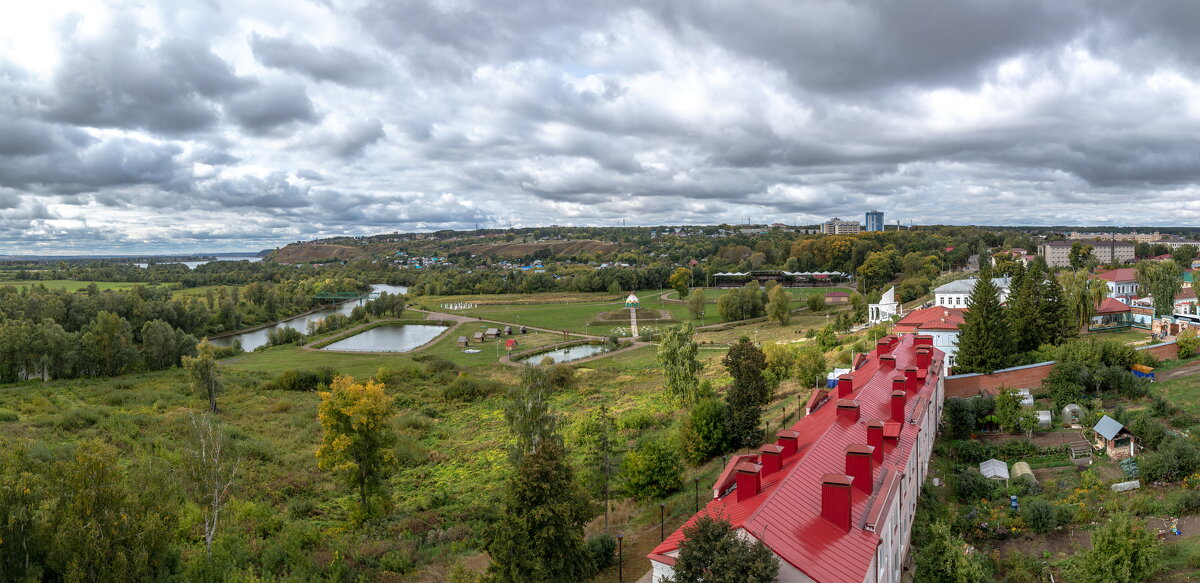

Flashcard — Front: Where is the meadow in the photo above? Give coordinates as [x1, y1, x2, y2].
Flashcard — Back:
[0, 279, 170, 291]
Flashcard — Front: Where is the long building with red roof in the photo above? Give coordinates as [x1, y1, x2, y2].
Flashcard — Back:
[648, 334, 944, 583]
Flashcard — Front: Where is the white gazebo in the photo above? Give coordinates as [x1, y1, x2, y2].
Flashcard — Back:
[869, 286, 901, 324]
[625, 293, 640, 308]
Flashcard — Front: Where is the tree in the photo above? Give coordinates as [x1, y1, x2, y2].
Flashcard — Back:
[180, 413, 240, 558]
[954, 265, 1013, 374]
[141, 319, 179, 370]
[1173, 244, 1197, 270]
[81, 310, 140, 376]
[669, 267, 692, 299]
[486, 440, 593, 583]
[183, 339, 224, 413]
[688, 288, 706, 320]
[794, 344, 827, 388]
[1065, 512, 1161, 583]
[662, 514, 779, 583]
[913, 521, 990, 583]
[316, 375, 398, 514]
[677, 399, 730, 465]
[574, 405, 617, 528]
[621, 437, 683, 500]
[504, 367, 562, 464]
[766, 285, 791, 326]
[1008, 261, 1053, 352]
[1069, 242, 1094, 270]
[806, 292, 824, 312]
[1137, 260, 1183, 318]
[1059, 269, 1108, 334]
[993, 388, 1023, 433]
[658, 322, 703, 405]
[1178, 328, 1200, 359]
[723, 337, 769, 449]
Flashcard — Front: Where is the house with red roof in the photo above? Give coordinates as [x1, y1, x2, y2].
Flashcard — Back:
[1091, 297, 1132, 331]
[1091, 268, 1139, 303]
[891, 307, 965, 373]
[648, 335, 944, 583]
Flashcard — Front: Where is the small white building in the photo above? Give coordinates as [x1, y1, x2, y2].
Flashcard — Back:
[869, 286, 901, 324]
[933, 277, 1012, 309]
[891, 307, 965, 373]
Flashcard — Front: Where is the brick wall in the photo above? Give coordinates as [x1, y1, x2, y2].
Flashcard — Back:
[945, 341, 1178, 398]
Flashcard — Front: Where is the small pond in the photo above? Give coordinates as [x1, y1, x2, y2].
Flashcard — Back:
[517, 343, 612, 364]
[210, 284, 408, 351]
[319, 324, 447, 353]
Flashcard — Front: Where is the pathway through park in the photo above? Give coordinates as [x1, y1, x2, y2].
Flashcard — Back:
[629, 306, 639, 338]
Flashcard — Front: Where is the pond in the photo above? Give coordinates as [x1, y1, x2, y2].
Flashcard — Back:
[319, 324, 447, 353]
[517, 343, 612, 365]
[210, 284, 408, 351]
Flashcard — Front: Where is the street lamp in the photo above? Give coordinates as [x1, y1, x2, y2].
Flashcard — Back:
[694, 477, 700, 512]
[660, 502, 666, 541]
[617, 534, 624, 583]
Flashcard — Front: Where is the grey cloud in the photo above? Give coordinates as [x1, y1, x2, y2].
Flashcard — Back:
[226, 80, 320, 135]
[327, 119, 386, 158]
[250, 34, 385, 86]
[205, 173, 312, 209]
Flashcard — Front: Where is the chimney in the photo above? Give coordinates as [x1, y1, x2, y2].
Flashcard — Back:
[821, 474, 854, 532]
[776, 430, 799, 457]
[891, 390, 907, 423]
[866, 420, 884, 463]
[875, 338, 892, 354]
[913, 335, 933, 348]
[836, 399, 860, 422]
[837, 374, 854, 397]
[845, 444, 876, 495]
[880, 354, 897, 369]
[887, 335, 900, 350]
[735, 463, 761, 502]
[761, 444, 783, 477]
[916, 348, 931, 369]
[903, 367, 919, 393]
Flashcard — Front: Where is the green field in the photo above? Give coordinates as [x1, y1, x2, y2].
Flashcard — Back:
[662, 286, 853, 302]
[0, 279, 170, 291]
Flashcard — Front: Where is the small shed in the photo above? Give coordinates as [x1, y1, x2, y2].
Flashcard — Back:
[1012, 462, 1037, 485]
[505, 338, 518, 351]
[519, 325, 528, 334]
[503, 325, 513, 336]
[1063, 404, 1085, 426]
[1036, 410, 1053, 429]
[980, 459, 1009, 484]
[1094, 415, 1137, 459]
[456, 336, 469, 347]
[485, 327, 501, 339]
[824, 291, 850, 304]
[472, 332, 484, 342]
[625, 293, 640, 308]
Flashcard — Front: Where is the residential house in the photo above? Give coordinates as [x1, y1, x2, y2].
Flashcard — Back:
[1091, 298, 1132, 331]
[648, 335, 945, 583]
[1093, 415, 1137, 459]
[1092, 268, 1139, 303]
[1038, 240, 1135, 267]
[892, 307, 965, 373]
[933, 277, 1012, 309]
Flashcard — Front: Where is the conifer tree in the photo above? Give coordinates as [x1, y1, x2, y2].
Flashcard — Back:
[954, 263, 1013, 374]
[1041, 266, 1072, 345]
[1008, 261, 1050, 352]
[723, 337, 769, 449]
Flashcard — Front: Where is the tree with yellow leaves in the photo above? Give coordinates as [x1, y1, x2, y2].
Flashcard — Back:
[316, 375, 398, 515]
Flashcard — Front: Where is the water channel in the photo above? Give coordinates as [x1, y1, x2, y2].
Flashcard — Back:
[516, 343, 612, 365]
[210, 284, 408, 351]
[319, 324, 447, 353]
[135, 255, 264, 269]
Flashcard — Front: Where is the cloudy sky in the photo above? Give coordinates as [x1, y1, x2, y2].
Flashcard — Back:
[3, 0, 1200, 254]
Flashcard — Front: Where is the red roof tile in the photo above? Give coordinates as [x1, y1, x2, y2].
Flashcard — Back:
[650, 335, 943, 583]
[892, 306, 966, 333]
[1095, 297, 1131, 314]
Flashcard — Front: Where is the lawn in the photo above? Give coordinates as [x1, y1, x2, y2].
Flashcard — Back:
[662, 286, 853, 302]
[0, 279, 170, 292]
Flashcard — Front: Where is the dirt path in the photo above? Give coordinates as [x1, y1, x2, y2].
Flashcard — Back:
[1158, 359, 1200, 382]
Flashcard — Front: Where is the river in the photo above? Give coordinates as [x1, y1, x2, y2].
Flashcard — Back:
[135, 255, 264, 269]
[210, 284, 408, 351]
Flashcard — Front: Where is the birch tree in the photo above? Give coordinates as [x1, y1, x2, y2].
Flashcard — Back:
[181, 413, 240, 558]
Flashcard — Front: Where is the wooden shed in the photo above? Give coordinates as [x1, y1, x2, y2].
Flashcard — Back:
[503, 325, 513, 336]
[485, 328, 501, 339]
[1094, 415, 1137, 459]
[472, 332, 485, 343]
[457, 336, 469, 347]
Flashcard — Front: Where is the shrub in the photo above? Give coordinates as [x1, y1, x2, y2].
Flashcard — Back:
[1178, 329, 1200, 359]
[952, 440, 994, 464]
[396, 411, 434, 431]
[618, 410, 657, 432]
[269, 368, 336, 391]
[1023, 499, 1059, 533]
[413, 355, 456, 374]
[585, 533, 616, 572]
[997, 440, 1037, 460]
[0, 409, 17, 422]
[1141, 437, 1200, 483]
[622, 437, 683, 500]
[266, 327, 305, 346]
[394, 435, 428, 466]
[442, 375, 504, 401]
[57, 407, 103, 430]
[545, 364, 576, 391]
[955, 468, 995, 502]
[677, 399, 730, 466]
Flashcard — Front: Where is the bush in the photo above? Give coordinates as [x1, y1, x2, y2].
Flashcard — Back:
[413, 355, 456, 374]
[442, 375, 504, 401]
[545, 364, 576, 391]
[1178, 329, 1200, 359]
[1175, 490, 1200, 515]
[269, 368, 336, 391]
[677, 399, 730, 466]
[57, 407, 103, 430]
[1141, 437, 1200, 483]
[952, 440, 994, 464]
[0, 409, 17, 422]
[622, 437, 683, 500]
[955, 469, 995, 502]
[1022, 499, 1059, 533]
[585, 533, 616, 572]
[618, 410, 657, 432]
[266, 327, 305, 346]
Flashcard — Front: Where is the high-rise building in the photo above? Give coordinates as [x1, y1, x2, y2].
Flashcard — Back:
[821, 217, 861, 235]
[865, 210, 884, 232]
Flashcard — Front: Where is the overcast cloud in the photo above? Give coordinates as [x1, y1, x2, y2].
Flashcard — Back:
[2, 0, 1200, 254]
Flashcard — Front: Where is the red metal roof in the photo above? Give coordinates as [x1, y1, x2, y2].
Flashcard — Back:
[892, 306, 966, 333]
[1093, 268, 1137, 282]
[650, 335, 942, 583]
